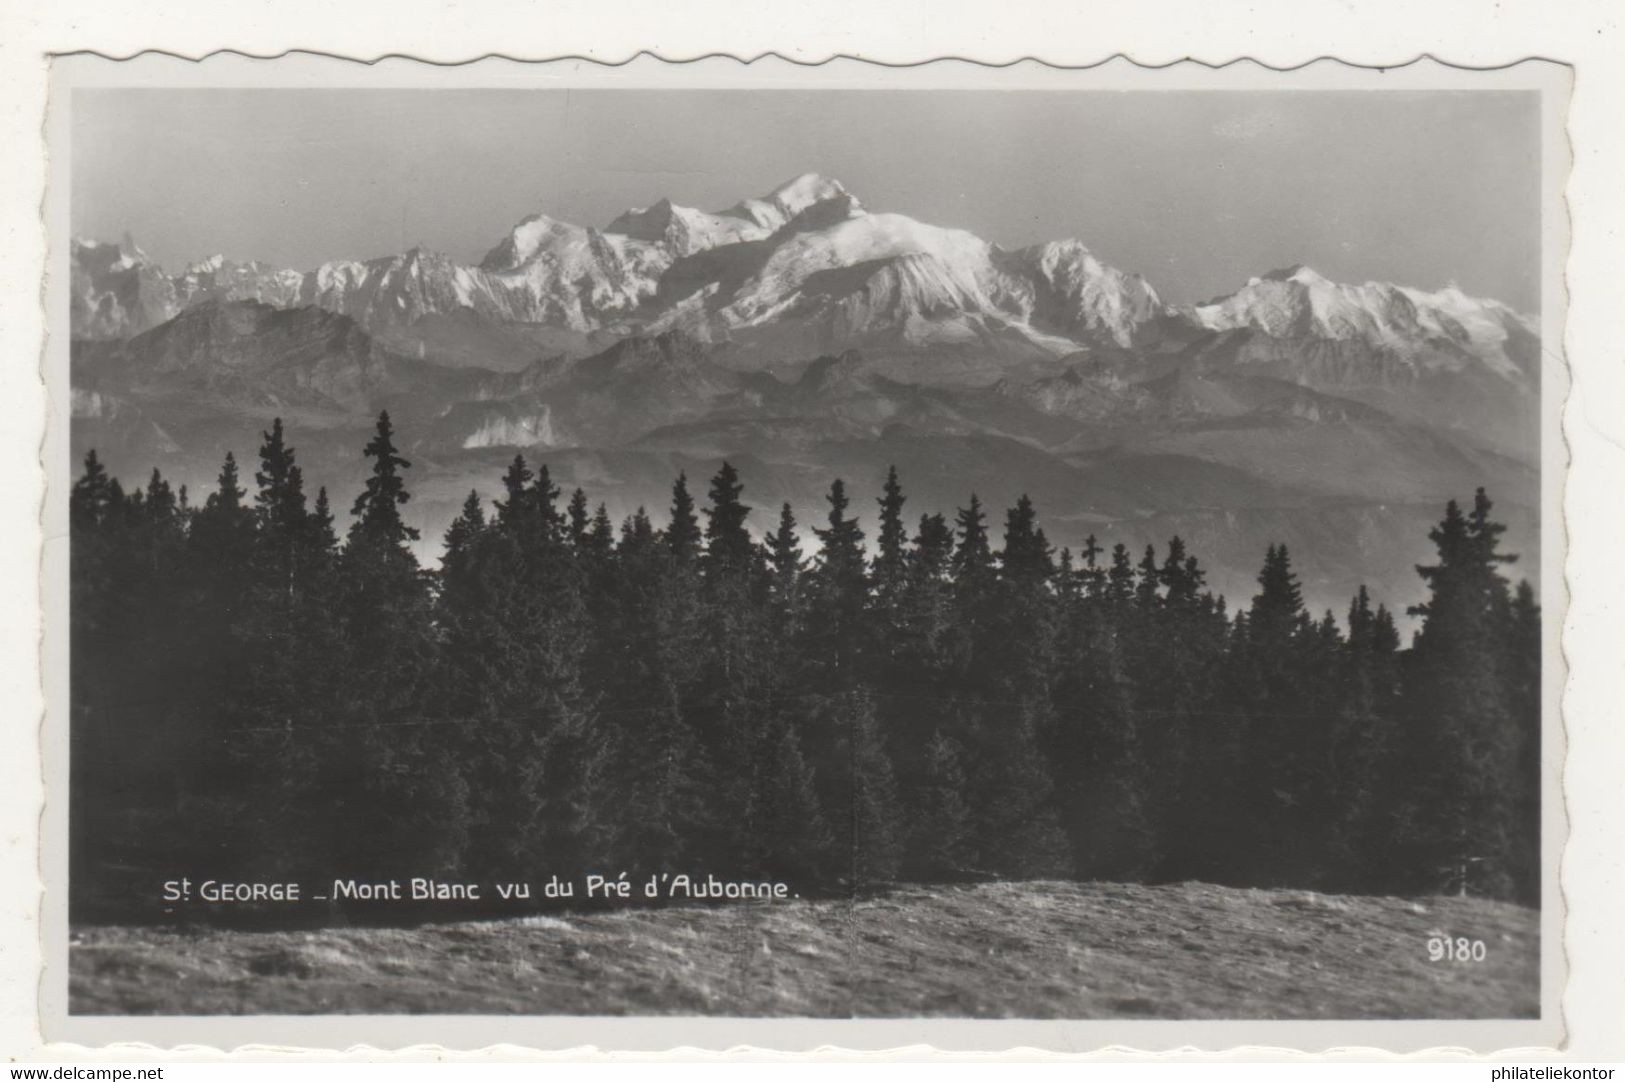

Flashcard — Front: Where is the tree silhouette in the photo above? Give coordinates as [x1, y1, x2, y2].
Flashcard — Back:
[66, 428, 1544, 917]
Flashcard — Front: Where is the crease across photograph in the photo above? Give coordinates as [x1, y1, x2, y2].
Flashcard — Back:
[39, 53, 1571, 1051]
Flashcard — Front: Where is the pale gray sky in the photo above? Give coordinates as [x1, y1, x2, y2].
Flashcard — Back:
[71, 88, 1542, 312]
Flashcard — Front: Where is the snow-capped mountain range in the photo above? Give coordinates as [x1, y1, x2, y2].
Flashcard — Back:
[70, 173, 1536, 390]
[1186, 264, 1537, 383]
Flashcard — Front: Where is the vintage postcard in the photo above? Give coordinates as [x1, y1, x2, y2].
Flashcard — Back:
[38, 52, 1570, 1051]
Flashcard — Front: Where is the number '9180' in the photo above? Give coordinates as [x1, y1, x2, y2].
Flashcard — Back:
[1428, 936, 1487, 962]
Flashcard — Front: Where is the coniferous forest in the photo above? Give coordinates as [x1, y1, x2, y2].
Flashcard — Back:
[68, 412, 1543, 921]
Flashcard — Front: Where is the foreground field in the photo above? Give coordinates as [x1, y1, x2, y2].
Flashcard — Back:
[70, 880, 1539, 1017]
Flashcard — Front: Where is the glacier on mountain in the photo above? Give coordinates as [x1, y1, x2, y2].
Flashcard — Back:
[69, 174, 1535, 391]
[1187, 264, 1536, 384]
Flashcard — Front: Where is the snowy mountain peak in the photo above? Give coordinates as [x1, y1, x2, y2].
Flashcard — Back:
[1022, 239, 1165, 347]
[769, 172, 848, 213]
[478, 213, 589, 273]
[780, 190, 868, 234]
[604, 198, 759, 257]
[725, 173, 854, 234]
[605, 197, 684, 237]
[1190, 267, 1537, 383]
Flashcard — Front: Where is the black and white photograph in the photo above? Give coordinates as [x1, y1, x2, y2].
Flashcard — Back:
[44, 56, 1567, 1043]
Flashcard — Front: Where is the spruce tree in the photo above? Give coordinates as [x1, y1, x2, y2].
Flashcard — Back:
[1081, 533, 1105, 598]
[1402, 490, 1526, 898]
[1159, 536, 1204, 611]
[666, 471, 702, 562]
[1135, 543, 1161, 611]
[765, 501, 806, 628]
[950, 495, 999, 669]
[254, 419, 306, 537]
[567, 487, 592, 551]
[806, 478, 868, 682]
[72, 452, 202, 906]
[531, 464, 566, 546]
[972, 495, 1069, 878]
[1055, 547, 1079, 602]
[598, 496, 712, 869]
[952, 494, 995, 585]
[193, 451, 254, 564]
[813, 478, 866, 585]
[252, 419, 311, 600]
[189, 451, 255, 616]
[443, 490, 487, 563]
[587, 503, 615, 559]
[337, 414, 467, 878]
[495, 455, 534, 533]
[1251, 544, 1306, 643]
[235, 423, 354, 881]
[703, 461, 756, 573]
[1503, 578, 1543, 903]
[1054, 594, 1157, 880]
[308, 487, 338, 560]
[176, 452, 261, 866]
[1230, 541, 1328, 882]
[440, 490, 487, 598]
[1331, 583, 1404, 887]
[694, 462, 770, 847]
[1000, 494, 1054, 585]
[70, 449, 117, 530]
[887, 511, 960, 835]
[349, 412, 419, 547]
[1106, 542, 1136, 609]
[912, 513, 952, 576]
[143, 468, 178, 524]
[873, 465, 909, 602]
